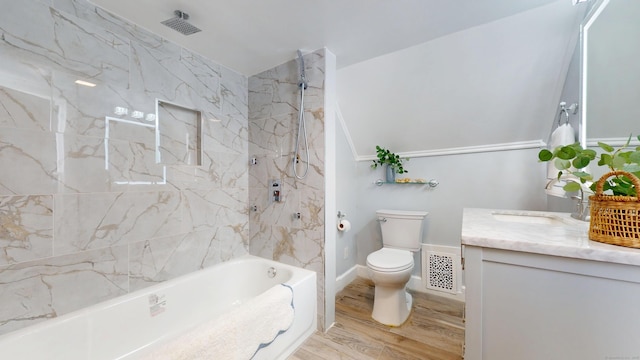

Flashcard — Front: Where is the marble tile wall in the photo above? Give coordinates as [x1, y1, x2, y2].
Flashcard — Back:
[248, 49, 327, 330]
[0, 0, 249, 335]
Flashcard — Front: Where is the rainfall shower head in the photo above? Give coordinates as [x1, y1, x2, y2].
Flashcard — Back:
[161, 10, 202, 36]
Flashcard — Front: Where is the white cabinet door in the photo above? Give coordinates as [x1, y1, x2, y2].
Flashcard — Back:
[464, 246, 640, 360]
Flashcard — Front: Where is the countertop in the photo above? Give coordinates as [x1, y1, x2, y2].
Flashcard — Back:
[461, 208, 640, 266]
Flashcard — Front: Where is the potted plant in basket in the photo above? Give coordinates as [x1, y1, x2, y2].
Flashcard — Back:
[371, 145, 408, 183]
[538, 135, 640, 248]
[538, 135, 640, 196]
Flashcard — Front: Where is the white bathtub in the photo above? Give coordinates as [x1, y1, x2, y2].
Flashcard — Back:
[0, 255, 317, 359]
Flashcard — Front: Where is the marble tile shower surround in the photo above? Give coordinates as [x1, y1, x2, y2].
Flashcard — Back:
[0, 0, 250, 335]
[248, 50, 327, 329]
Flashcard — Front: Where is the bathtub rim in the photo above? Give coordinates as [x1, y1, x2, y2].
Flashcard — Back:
[0, 254, 317, 346]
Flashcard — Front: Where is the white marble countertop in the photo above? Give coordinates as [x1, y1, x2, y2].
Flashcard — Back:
[461, 208, 640, 266]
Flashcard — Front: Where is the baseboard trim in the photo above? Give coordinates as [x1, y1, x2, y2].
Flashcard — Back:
[336, 265, 359, 293]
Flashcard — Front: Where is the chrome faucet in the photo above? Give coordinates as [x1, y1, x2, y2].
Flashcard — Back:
[546, 177, 592, 221]
[571, 187, 591, 221]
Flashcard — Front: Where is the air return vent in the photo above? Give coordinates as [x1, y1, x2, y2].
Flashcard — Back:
[421, 244, 460, 295]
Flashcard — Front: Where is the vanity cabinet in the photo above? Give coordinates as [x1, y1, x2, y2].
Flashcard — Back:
[461, 208, 640, 360]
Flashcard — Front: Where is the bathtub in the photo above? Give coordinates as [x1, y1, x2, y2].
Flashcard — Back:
[0, 255, 317, 359]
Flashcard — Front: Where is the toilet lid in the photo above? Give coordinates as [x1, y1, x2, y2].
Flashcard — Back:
[366, 248, 413, 272]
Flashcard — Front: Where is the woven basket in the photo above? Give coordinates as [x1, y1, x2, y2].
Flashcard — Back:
[589, 170, 640, 248]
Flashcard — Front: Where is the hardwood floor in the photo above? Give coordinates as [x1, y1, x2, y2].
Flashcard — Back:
[289, 277, 465, 360]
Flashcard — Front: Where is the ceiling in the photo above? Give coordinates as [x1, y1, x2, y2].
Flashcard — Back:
[88, 0, 560, 76]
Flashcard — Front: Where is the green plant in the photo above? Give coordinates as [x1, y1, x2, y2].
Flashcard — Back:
[371, 145, 408, 174]
[538, 135, 640, 196]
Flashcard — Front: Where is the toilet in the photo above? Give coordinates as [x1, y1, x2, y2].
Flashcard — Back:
[366, 209, 428, 326]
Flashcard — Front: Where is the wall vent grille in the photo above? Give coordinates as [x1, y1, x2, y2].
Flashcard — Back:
[421, 245, 460, 295]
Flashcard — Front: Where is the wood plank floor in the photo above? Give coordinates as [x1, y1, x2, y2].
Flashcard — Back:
[289, 277, 465, 360]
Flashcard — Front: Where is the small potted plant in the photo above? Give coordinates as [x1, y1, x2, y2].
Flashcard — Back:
[538, 135, 640, 196]
[371, 145, 408, 182]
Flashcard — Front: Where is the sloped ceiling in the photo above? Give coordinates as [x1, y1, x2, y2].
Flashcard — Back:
[89, 0, 562, 76]
[89, 0, 588, 156]
[337, 0, 587, 157]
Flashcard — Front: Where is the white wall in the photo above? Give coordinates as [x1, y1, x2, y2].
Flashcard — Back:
[337, 0, 586, 156]
[333, 143, 549, 279]
[352, 148, 548, 275]
[335, 115, 359, 276]
[332, 0, 591, 281]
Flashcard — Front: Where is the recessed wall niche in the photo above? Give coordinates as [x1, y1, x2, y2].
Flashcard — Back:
[155, 100, 202, 166]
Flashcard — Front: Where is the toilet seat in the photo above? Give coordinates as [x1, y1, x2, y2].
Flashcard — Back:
[367, 248, 413, 272]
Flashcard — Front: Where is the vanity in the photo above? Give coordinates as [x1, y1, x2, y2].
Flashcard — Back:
[461, 208, 640, 360]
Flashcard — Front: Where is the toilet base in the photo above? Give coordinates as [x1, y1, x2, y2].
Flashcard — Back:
[371, 287, 413, 326]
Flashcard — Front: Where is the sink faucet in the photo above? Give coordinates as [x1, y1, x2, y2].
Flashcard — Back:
[571, 186, 591, 221]
[545, 177, 592, 221]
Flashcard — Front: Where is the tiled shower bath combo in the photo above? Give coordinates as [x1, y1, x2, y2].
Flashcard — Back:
[0, 0, 328, 344]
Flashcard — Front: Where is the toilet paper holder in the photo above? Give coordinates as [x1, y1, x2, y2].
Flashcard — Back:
[337, 211, 351, 232]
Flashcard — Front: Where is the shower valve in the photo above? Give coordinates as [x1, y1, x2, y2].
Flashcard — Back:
[270, 179, 282, 203]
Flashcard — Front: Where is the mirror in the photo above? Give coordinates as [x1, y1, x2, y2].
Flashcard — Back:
[583, 0, 640, 145]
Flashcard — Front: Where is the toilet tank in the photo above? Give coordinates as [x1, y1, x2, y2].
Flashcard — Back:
[377, 209, 428, 251]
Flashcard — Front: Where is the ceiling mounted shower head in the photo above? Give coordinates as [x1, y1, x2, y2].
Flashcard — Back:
[161, 10, 202, 36]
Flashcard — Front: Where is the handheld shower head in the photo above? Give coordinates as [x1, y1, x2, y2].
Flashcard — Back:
[297, 50, 307, 90]
[293, 50, 309, 179]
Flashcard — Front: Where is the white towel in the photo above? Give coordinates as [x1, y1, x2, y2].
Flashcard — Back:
[546, 123, 576, 180]
[138, 284, 295, 360]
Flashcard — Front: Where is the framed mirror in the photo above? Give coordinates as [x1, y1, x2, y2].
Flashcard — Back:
[582, 0, 640, 146]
